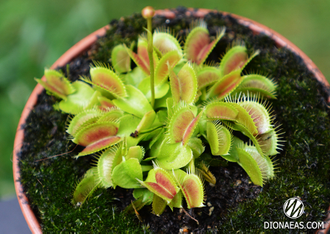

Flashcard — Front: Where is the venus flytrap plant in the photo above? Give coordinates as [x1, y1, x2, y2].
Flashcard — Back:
[36, 6, 283, 218]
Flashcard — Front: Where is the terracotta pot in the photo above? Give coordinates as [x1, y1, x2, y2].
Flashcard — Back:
[13, 8, 329, 233]
[13, 26, 109, 234]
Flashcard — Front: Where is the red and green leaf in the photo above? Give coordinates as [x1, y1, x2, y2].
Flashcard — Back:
[181, 174, 204, 208]
[196, 66, 221, 90]
[73, 122, 121, 156]
[207, 70, 243, 99]
[154, 50, 182, 86]
[125, 39, 159, 75]
[228, 102, 258, 136]
[173, 170, 204, 208]
[219, 45, 259, 77]
[141, 168, 179, 203]
[168, 106, 195, 143]
[185, 23, 224, 65]
[205, 102, 239, 121]
[182, 110, 204, 146]
[35, 69, 75, 100]
[67, 109, 103, 137]
[235, 74, 277, 99]
[85, 66, 127, 98]
[153, 31, 182, 56]
[97, 96, 116, 111]
[239, 101, 272, 135]
[169, 63, 198, 105]
[219, 45, 248, 76]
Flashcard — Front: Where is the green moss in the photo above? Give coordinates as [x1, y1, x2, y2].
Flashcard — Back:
[18, 8, 330, 233]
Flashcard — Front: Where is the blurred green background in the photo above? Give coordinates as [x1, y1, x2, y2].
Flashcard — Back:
[1, 0, 330, 200]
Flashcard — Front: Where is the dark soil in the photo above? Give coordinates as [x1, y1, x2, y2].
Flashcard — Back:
[17, 7, 330, 233]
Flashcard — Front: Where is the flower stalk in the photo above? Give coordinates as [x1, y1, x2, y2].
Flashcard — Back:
[142, 6, 156, 107]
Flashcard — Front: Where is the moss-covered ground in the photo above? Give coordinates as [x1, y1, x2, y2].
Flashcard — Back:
[18, 8, 330, 233]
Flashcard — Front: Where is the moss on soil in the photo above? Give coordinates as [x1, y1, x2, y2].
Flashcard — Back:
[18, 7, 330, 233]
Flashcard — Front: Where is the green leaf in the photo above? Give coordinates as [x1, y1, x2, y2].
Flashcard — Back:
[152, 195, 167, 216]
[206, 121, 231, 156]
[135, 110, 156, 133]
[138, 77, 170, 101]
[125, 196, 151, 214]
[125, 146, 144, 162]
[244, 145, 275, 180]
[256, 128, 281, 155]
[222, 136, 242, 162]
[112, 158, 143, 188]
[112, 85, 153, 118]
[97, 108, 123, 122]
[187, 137, 205, 158]
[236, 148, 263, 186]
[111, 44, 131, 73]
[72, 167, 100, 205]
[156, 142, 193, 170]
[117, 114, 142, 147]
[57, 81, 96, 114]
[120, 66, 145, 87]
[133, 188, 154, 204]
[225, 122, 263, 157]
[97, 147, 118, 188]
[169, 191, 183, 209]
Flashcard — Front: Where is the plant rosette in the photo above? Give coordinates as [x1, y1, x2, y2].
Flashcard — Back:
[14, 7, 330, 233]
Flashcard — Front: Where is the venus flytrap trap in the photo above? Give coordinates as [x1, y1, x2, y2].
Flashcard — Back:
[36, 6, 283, 218]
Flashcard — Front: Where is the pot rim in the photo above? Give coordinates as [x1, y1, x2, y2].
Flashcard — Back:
[13, 8, 329, 233]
